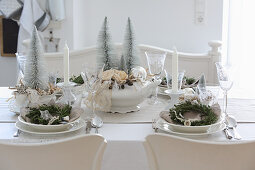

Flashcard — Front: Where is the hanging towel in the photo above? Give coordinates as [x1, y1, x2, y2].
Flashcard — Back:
[17, 0, 50, 53]
[36, 0, 66, 21]
[0, 0, 22, 18]
[47, 0, 65, 21]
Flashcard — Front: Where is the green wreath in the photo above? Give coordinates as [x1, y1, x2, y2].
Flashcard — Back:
[169, 101, 218, 126]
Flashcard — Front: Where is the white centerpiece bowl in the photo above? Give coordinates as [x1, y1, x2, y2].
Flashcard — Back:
[110, 80, 159, 113]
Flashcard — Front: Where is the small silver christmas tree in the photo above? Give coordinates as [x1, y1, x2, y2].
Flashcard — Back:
[118, 55, 127, 72]
[23, 26, 49, 90]
[123, 17, 140, 74]
[97, 17, 118, 71]
[198, 74, 206, 92]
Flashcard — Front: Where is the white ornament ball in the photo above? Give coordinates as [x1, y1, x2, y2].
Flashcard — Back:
[131, 66, 147, 81]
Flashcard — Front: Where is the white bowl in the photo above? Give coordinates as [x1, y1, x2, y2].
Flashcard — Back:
[158, 115, 224, 133]
[18, 116, 80, 132]
[110, 80, 159, 113]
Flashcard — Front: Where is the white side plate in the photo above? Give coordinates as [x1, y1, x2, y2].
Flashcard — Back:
[18, 116, 80, 132]
[15, 119, 85, 135]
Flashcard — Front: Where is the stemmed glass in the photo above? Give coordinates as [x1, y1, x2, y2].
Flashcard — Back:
[215, 62, 234, 115]
[81, 65, 103, 128]
[215, 62, 241, 139]
[145, 51, 166, 104]
[164, 70, 185, 91]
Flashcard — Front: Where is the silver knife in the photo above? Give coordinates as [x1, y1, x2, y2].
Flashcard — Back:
[13, 129, 21, 137]
[85, 121, 92, 134]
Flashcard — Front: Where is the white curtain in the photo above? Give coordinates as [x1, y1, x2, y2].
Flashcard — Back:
[226, 0, 255, 91]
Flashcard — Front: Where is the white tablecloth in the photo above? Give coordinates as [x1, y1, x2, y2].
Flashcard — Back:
[1, 87, 255, 170]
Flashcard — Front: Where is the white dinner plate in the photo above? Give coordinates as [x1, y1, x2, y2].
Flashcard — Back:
[158, 112, 224, 133]
[155, 118, 226, 136]
[15, 119, 86, 135]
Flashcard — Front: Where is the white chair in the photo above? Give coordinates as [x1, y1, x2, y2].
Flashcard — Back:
[143, 134, 255, 170]
[0, 135, 107, 170]
[43, 41, 221, 84]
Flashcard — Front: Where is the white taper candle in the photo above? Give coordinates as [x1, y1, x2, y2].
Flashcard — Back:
[172, 47, 179, 93]
[63, 41, 70, 85]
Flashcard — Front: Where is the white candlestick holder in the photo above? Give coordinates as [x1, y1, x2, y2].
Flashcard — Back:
[57, 82, 77, 105]
[164, 89, 184, 110]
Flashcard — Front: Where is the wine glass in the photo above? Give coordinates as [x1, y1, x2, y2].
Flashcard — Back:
[145, 51, 166, 104]
[215, 62, 233, 116]
[215, 62, 242, 139]
[81, 65, 104, 128]
[164, 70, 185, 91]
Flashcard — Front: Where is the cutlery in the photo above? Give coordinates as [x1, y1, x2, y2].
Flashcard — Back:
[226, 115, 242, 140]
[13, 129, 21, 137]
[223, 125, 233, 140]
[152, 119, 158, 133]
[95, 127, 99, 134]
[85, 121, 92, 134]
[91, 116, 103, 134]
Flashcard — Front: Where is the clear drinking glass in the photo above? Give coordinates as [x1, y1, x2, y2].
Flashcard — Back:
[81, 65, 103, 128]
[164, 70, 185, 90]
[145, 51, 166, 104]
[48, 72, 59, 85]
[197, 83, 220, 106]
[16, 53, 26, 83]
[215, 62, 234, 115]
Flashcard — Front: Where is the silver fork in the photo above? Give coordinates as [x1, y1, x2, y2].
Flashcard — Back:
[223, 123, 233, 140]
[95, 126, 99, 134]
[152, 119, 158, 133]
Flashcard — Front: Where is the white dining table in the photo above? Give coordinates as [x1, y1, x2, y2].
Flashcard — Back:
[1, 87, 255, 170]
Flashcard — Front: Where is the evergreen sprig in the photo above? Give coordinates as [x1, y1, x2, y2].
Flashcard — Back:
[169, 101, 218, 126]
[56, 74, 84, 84]
[70, 74, 84, 84]
[26, 104, 72, 125]
[184, 76, 196, 85]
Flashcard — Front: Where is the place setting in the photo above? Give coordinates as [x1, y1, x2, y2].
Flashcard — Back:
[151, 60, 242, 140]
[7, 28, 86, 137]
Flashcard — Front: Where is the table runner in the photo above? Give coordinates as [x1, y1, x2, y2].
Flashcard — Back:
[96, 97, 255, 123]
[1, 87, 255, 123]
[95, 97, 167, 123]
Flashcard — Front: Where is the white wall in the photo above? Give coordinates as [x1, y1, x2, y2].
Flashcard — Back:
[0, 0, 223, 86]
[80, 0, 223, 53]
[73, 0, 88, 49]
